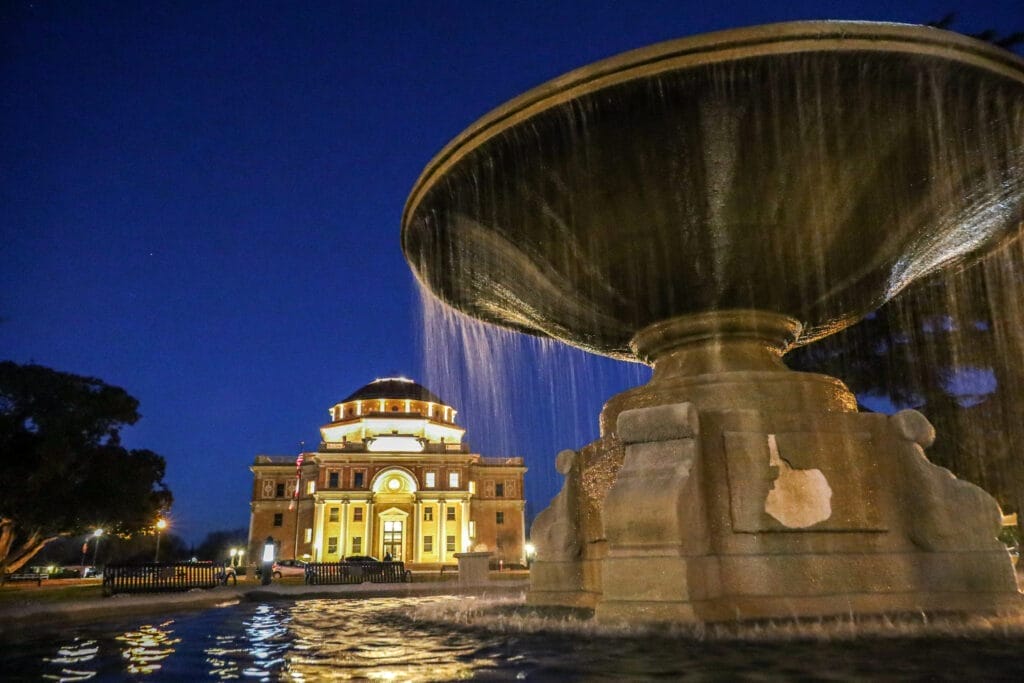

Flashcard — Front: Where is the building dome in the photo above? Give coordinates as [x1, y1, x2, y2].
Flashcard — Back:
[322, 377, 464, 451]
[342, 377, 445, 405]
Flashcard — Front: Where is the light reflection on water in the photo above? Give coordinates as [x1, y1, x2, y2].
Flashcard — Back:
[4, 595, 1024, 680]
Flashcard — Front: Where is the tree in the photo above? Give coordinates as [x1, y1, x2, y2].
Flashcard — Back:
[195, 527, 249, 563]
[0, 361, 173, 576]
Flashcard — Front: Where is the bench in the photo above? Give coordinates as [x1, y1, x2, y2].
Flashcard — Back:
[6, 573, 49, 586]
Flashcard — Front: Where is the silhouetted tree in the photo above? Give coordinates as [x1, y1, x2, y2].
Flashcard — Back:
[0, 361, 173, 577]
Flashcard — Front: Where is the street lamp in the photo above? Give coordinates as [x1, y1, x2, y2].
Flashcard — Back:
[80, 528, 104, 576]
[236, 549, 245, 568]
[92, 528, 104, 569]
[230, 548, 237, 567]
[154, 518, 167, 562]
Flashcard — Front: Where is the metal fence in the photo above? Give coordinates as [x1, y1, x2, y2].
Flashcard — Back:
[102, 562, 226, 596]
[305, 561, 411, 585]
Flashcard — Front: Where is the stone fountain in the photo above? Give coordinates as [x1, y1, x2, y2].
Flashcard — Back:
[402, 22, 1024, 622]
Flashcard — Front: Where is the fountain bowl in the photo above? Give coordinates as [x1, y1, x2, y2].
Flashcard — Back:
[402, 21, 1024, 360]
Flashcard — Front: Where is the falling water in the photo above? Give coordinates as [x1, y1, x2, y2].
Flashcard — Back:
[790, 230, 1024, 524]
[416, 282, 648, 515]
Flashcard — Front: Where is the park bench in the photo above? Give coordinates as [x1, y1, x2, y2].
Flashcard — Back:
[102, 562, 227, 596]
[304, 560, 411, 585]
[5, 572, 49, 586]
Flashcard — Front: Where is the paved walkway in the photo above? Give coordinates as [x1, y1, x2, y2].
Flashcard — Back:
[0, 579, 529, 635]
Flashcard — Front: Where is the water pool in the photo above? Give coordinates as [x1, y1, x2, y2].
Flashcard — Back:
[3, 595, 1024, 680]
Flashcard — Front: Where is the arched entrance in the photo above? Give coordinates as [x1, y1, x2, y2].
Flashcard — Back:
[371, 468, 417, 561]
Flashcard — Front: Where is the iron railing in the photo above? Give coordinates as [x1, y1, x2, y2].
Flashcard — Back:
[305, 561, 411, 585]
[102, 562, 226, 596]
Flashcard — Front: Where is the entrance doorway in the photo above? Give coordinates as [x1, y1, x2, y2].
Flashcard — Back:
[382, 520, 403, 561]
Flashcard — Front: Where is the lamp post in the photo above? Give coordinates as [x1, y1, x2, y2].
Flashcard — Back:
[230, 548, 237, 567]
[154, 518, 167, 562]
[236, 549, 244, 568]
[92, 528, 104, 570]
[80, 528, 103, 576]
[261, 536, 275, 585]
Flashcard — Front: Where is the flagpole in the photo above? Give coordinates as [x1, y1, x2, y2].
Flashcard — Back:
[292, 441, 304, 560]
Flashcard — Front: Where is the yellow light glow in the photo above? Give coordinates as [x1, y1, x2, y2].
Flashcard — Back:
[156, 519, 167, 530]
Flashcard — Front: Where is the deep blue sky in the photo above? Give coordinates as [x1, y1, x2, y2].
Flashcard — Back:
[3, 1, 1022, 545]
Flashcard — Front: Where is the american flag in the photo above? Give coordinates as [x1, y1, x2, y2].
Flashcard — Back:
[289, 452, 303, 510]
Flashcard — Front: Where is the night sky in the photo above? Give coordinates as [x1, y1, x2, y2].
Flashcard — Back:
[3, 1, 1022, 545]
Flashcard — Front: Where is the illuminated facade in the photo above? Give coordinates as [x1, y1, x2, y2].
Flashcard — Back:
[248, 378, 527, 567]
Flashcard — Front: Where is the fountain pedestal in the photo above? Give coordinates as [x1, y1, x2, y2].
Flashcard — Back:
[531, 312, 1021, 622]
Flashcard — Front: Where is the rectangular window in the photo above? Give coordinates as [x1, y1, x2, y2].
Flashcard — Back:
[425, 471, 436, 488]
[352, 537, 362, 554]
[273, 513, 283, 527]
[328, 537, 338, 554]
[446, 535, 456, 552]
[276, 483, 285, 497]
[448, 471, 459, 488]
[353, 507, 363, 522]
[496, 511, 505, 525]
[495, 483, 505, 497]
[353, 471, 365, 488]
[328, 507, 339, 523]
[446, 506, 456, 521]
[306, 480, 316, 495]
[424, 536, 433, 553]
[328, 472, 339, 488]
[423, 507, 433, 521]
[304, 528, 312, 542]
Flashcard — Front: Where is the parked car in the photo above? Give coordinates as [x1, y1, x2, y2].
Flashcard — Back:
[271, 559, 308, 578]
[343, 555, 381, 564]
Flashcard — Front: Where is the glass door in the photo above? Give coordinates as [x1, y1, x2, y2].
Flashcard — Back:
[382, 520, 403, 561]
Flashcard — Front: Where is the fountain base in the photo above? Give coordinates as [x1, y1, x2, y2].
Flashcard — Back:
[529, 312, 1022, 623]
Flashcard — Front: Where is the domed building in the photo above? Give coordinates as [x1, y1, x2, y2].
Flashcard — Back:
[248, 377, 527, 568]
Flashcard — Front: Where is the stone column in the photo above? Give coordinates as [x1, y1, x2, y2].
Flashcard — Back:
[414, 499, 422, 562]
[460, 499, 470, 552]
[365, 500, 375, 558]
[312, 499, 325, 562]
[340, 498, 349, 559]
[438, 498, 447, 563]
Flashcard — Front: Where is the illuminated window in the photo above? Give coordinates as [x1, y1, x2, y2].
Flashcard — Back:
[449, 472, 459, 488]
[496, 511, 505, 525]
[304, 528, 312, 542]
[495, 483, 505, 497]
[276, 483, 285, 497]
[425, 471, 436, 488]
[387, 478, 401, 491]
[306, 481, 316, 495]
[354, 507, 363, 522]
[423, 507, 433, 521]
[328, 472, 339, 488]
[273, 513, 283, 527]
[328, 507, 339, 523]
[328, 537, 338, 554]
[446, 535, 456, 552]
[446, 506, 456, 521]
[352, 537, 362, 554]
[424, 536, 433, 553]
